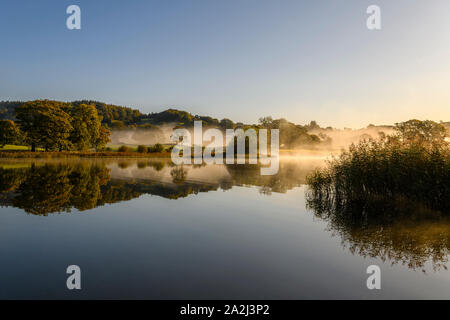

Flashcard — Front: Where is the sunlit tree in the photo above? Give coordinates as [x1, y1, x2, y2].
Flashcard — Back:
[15, 100, 73, 151]
[0, 120, 21, 147]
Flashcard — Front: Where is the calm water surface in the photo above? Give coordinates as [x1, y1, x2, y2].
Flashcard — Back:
[0, 158, 449, 299]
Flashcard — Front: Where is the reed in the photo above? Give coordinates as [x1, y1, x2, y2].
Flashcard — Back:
[307, 125, 450, 215]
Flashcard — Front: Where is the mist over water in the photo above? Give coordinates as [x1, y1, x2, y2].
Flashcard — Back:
[308, 126, 395, 151]
[109, 123, 177, 146]
[108, 122, 396, 160]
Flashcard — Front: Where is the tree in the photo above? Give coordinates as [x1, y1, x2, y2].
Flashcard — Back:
[110, 120, 126, 130]
[94, 126, 111, 150]
[394, 120, 448, 149]
[148, 143, 164, 153]
[137, 145, 148, 153]
[68, 104, 101, 150]
[71, 100, 143, 126]
[15, 100, 73, 151]
[219, 118, 235, 130]
[306, 120, 320, 131]
[0, 120, 21, 147]
[258, 116, 273, 128]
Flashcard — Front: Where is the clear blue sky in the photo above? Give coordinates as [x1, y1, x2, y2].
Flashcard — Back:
[1, 0, 449, 127]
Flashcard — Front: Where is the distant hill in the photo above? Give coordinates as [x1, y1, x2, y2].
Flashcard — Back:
[0, 100, 232, 129]
[0, 101, 23, 121]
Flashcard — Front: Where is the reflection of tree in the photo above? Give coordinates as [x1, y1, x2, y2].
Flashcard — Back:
[69, 164, 110, 211]
[225, 161, 311, 194]
[118, 161, 131, 169]
[0, 159, 326, 216]
[306, 191, 450, 271]
[103, 180, 219, 200]
[170, 166, 188, 184]
[0, 162, 110, 215]
[148, 161, 165, 171]
[137, 161, 148, 169]
[136, 160, 166, 171]
[0, 168, 28, 192]
[97, 180, 142, 205]
[0, 161, 221, 213]
[13, 164, 74, 215]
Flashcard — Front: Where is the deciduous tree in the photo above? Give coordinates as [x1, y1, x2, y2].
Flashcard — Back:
[0, 120, 21, 147]
[15, 100, 73, 151]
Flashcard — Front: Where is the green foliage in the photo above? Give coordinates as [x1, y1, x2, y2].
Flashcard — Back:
[3, 100, 330, 148]
[95, 126, 111, 150]
[137, 145, 148, 153]
[305, 120, 320, 131]
[148, 143, 164, 153]
[0, 120, 21, 147]
[118, 146, 131, 152]
[259, 117, 321, 148]
[3, 100, 142, 129]
[196, 115, 219, 126]
[110, 120, 127, 130]
[14, 100, 111, 152]
[393, 119, 448, 150]
[67, 104, 101, 151]
[219, 118, 235, 129]
[258, 116, 273, 128]
[15, 100, 73, 151]
[147, 109, 194, 125]
[72, 100, 143, 126]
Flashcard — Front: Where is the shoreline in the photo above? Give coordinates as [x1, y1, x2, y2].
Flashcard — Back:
[0, 149, 339, 159]
[0, 151, 173, 159]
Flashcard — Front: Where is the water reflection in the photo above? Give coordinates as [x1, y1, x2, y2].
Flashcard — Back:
[0, 158, 320, 215]
[1, 158, 449, 272]
[306, 189, 450, 271]
[0, 162, 109, 215]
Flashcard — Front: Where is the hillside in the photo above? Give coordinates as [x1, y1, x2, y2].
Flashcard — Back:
[0, 100, 231, 129]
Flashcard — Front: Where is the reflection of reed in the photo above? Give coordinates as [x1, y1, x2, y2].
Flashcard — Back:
[306, 191, 450, 272]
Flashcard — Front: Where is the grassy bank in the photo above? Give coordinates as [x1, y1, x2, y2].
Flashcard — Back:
[0, 143, 175, 158]
[0, 144, 43, 151]
[0, 150, 172, 158]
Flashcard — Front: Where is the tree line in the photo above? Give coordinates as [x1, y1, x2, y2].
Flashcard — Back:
[1, 100, 334, 148]
[0, 100, 111, 151]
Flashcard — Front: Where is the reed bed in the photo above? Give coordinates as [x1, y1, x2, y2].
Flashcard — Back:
[307, 138, 450, 215]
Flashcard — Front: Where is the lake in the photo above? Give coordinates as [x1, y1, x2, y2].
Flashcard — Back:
[0, 157, 449, 299]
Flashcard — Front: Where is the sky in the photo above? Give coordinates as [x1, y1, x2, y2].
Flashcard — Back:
[0, 0, 449, 128]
